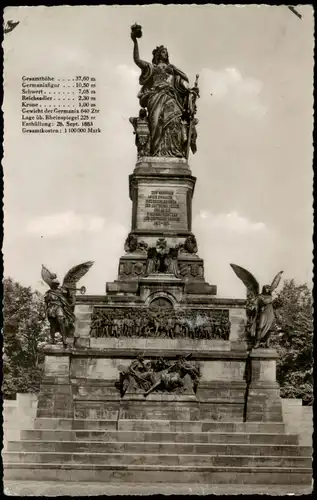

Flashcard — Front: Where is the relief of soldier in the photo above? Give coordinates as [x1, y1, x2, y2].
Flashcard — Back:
[117, 353, 201, 397]
[90, 307, 230, 340]
[117, 354, 155, 397]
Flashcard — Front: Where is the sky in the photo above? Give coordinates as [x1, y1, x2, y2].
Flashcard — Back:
[3, 5, 314, 298]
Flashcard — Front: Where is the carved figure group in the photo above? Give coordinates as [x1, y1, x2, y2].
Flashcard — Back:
[90, 307, 230, 340]
[124, 232, 148, 253]
[130, 23, 199, 159]
[179, 234, 198, 254]
[41, 261, 94, 348]
[122, 235, 201, 279]
[145, 238, 180, 277]
[117, 353, 200, 397]
[230, 264, 283, 348]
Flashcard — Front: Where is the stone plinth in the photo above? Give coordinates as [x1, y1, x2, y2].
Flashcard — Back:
[130, 157, 196, 240]
[120, 394, 200, 421]
[104, 157, 218, 306]
[34, 342, 285, 425]
[246, 349, 283, 422]
[36, 342, 250, 422]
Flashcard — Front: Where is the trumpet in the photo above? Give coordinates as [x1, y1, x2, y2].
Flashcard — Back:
[64, 285, 87, 295]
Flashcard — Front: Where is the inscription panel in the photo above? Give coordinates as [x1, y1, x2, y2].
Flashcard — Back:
[137, 184, 188, 231]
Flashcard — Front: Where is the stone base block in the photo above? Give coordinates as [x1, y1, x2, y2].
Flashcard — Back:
[36, 346, 286, 424]
[196, 381, 245, 402]
[199, 402, 244, 422]
[36, 382, 73, 419]
[119, 397, 200, 421]
[73, 400, 120, 420]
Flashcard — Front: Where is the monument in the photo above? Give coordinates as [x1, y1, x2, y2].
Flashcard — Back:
[4, 24, 311, 487]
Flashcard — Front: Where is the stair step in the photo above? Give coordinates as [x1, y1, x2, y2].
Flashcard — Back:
[6, 441, 311, 456]
[33, 418, 286, 434]
[201, 421, 286, 433]
[3, 451, 312, 468]
[17, 416, 310, 486]
[246, 413, 283, 422]
[4, 463, 312, 484]
[20, 429, 299, 445]
[3, 480, 313, 496]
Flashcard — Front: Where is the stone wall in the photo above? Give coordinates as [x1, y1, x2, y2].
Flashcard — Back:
[37, 344, 249, 421]
[281, 398, 313, 447]
[3, 393, 38, 450]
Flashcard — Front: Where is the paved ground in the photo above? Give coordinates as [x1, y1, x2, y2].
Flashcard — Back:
[3, 481, 313, 496]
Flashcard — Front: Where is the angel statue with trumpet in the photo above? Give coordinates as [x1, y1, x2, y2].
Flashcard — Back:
[230, 264, 284, 349]
[41, 261, 94, 348]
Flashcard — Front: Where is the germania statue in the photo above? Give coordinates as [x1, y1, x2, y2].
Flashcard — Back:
[130, 23, 199, 159]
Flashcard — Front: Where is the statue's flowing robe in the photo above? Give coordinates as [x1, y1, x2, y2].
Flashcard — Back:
[165, 253, 181, 277]
[256, 295, 274, 341]
[138, 63, 189, 157]
[44, 289, 76, 328]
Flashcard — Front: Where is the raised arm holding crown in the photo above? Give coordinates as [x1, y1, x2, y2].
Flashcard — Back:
[130, 23, 199, 158]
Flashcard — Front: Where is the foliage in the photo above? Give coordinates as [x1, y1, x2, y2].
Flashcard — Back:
[3, 277, 49, 399]
[270, 279, 313, 405]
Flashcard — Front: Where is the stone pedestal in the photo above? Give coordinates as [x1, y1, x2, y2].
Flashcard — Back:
[246, 349, 283, 422]
[105, 157, 217, 304]
[120, 394, 200, 421]
[35, 342, 251, 421]
[73, 158, 245, 366]
[36, 156, 279, 431]
[33, 341, 304, 446]
[130, 157, 195, 239]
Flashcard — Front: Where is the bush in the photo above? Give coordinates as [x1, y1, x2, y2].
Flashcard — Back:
[270, 280, 313, 405]
[3, 277, 49, 399]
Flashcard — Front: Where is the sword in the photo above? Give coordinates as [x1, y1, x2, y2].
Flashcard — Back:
[143, 353, 192, 397]
[186, 74, 200, 160]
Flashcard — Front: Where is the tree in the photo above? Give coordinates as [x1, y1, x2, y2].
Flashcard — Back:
[270, 279, 313, 405]
[3, 277, 49, 399]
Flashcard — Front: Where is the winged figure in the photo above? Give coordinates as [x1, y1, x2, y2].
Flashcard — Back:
[230, 264, 283, 348]
[4, 20, 20, 34]
[41, 261, 94, 348]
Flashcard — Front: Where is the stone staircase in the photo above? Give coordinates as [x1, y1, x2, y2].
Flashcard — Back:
[3, 417, 312, 485]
